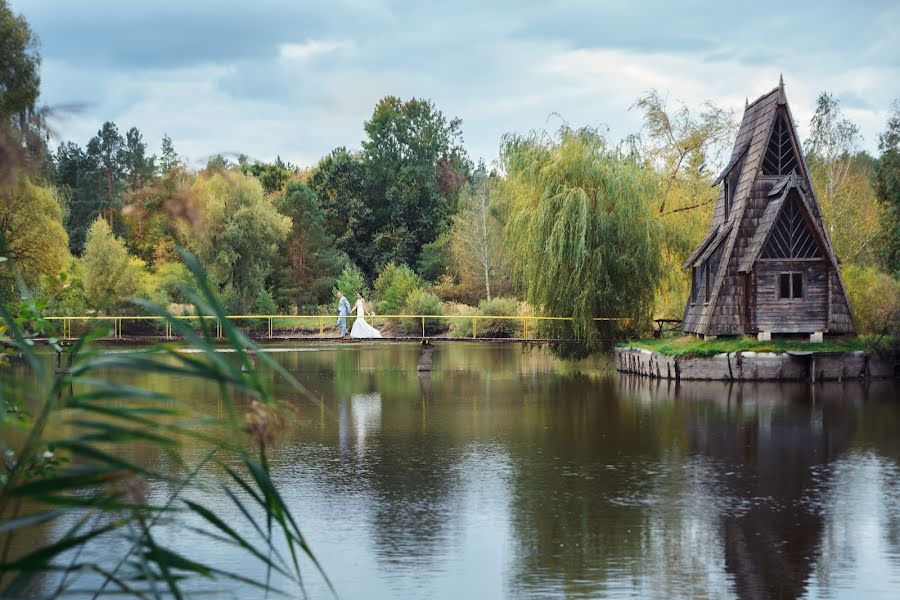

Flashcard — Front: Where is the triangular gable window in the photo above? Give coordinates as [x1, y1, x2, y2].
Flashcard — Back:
[762, 113, 799, 176]
[762, 195, 822, 259]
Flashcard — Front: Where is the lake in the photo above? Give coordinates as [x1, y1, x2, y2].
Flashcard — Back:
[12, 342, 900, 599]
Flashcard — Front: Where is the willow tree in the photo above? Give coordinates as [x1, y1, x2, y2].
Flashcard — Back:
[501, 127, 662, 351]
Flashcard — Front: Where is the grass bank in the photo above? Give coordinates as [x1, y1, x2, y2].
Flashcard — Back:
[619, 335, 869, 358]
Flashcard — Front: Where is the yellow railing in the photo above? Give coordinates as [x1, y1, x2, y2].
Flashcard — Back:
[43, 314, 629, 341]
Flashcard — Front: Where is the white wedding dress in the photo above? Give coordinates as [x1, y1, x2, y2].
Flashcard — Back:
[350, 300, 382, 338]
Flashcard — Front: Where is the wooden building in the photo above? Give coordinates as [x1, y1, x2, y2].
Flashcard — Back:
[682, 79, 855, 338]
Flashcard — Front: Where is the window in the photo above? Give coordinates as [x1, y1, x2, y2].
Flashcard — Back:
[762, 112, 799, 176]
[762, 195, 822, 259]
[778, 272, 803, 300]
[724, 180, 730, 221]
[691, 267, 699, 304]
[705, 261, 711, 303]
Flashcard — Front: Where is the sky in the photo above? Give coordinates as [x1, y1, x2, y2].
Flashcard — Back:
[16, 0, 900, 169]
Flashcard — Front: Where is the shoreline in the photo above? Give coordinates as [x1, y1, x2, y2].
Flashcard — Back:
[615, 346, 896, 381]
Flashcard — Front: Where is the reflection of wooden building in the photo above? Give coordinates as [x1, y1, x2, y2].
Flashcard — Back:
[682, 78, 855, 338]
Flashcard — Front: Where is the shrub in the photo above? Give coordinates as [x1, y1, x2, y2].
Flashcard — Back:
[401, 289, 446, 334]
[333, 263, 369, 301]
[477, 297, 520, 337]
[155, 261, 194, 305]
[374, 262, 421, 315]
[429, 274, 469, 304]
[46, 258, 88, 317]
[448, 299, 520, 338]
[253, 288, 279, 315]
[843, 265, 900, 356]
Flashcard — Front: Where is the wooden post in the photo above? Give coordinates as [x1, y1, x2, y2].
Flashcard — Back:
[473, 317, 477, 339]
[524, 318, 528, 340]
[268, 317, 273, 338]
[421, 316, 425, 338]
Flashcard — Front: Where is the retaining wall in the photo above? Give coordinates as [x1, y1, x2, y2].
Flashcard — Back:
[615, 347, 895, 381]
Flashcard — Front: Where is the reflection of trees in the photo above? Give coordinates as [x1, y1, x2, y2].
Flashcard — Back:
[504, 376, 658, 597]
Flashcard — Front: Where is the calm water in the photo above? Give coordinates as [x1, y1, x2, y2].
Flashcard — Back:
[13, 342, 900, 599]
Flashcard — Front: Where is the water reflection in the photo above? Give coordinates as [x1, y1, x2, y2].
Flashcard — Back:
[10, 343, 900, 599]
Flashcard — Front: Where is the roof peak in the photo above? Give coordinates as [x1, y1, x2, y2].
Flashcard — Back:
[744, 79, 788, 112]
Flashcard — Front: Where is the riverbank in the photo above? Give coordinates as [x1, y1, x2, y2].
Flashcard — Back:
[616, 336, 897, 381]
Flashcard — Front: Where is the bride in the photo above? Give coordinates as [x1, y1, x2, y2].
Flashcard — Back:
[350, 292, 382, 339]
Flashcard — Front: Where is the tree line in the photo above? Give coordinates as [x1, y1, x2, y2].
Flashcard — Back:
[1, 0, 898, 351]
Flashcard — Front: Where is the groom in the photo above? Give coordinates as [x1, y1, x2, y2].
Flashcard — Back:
[337, 290, 351, 337]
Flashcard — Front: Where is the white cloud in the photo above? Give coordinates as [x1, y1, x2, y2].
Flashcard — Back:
[278, 40, 351, 62]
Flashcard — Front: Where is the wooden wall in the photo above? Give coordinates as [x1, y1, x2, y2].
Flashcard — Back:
[755, 259, 827, 333]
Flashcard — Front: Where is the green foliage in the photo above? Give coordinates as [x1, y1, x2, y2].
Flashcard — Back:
[401, 288, 445, 334]
[81, 218, 152, 314]
[155, 260, 193, 305]
[45, 257, 88, 316]
[240, 155, 295, 195]
[159, 133, 181, 172]
[476, 297, 520, 337]
[875, 101, 900, 277]
[0, 250, 331, 597]
[361, 96, 469, 272]
[806, 93, 881, 266]
[333, 263, 369, 300]
[373, 262, 421, 314]
[843, 264, 900, 340]
[0, 0, 40, 120]
[0, 178, 71, 301]
[252, 287, 279, 315]
[501, 127, 663, 350]
[188, 170, 291, 312]
[308, 148, 372, 269]
[449, 169, 512, 301]
[273, 181, 344, 311]
[418, 231, 451, 282]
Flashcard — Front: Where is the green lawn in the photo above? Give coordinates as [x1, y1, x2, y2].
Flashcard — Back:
[619, 335, 869, 357]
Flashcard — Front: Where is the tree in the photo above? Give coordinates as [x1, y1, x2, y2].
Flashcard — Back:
[361, 96, 469, 271]
[86, 122, 126, 229]
[333, 263, 369, 300]
[0, 0, 43, 180]
[187, 170, 290, 311]
[449, 168, 511, 300]
[806, 92, 881, 265]
[273, 181, 344, 311]
[159, 134, 181, 173]
[120, 126, 156, 191]
[373, 262, 421, 314]
[241, 156, 294, 195]
[501, 127, 663, 351]
[0, 0, 39, 119]
[632, 90, 735, 214]
[308, 148, 374, 268]
[874, 100, 900, 276]
[632, 92, 737, 318]
[82, 217, 151, 314]
[0, 178, 70, 300]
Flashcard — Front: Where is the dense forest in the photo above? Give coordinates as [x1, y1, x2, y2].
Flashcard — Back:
[1, 0, 898, 350]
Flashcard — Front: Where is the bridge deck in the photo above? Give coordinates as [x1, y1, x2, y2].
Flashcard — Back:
[43, 335, 579, 345]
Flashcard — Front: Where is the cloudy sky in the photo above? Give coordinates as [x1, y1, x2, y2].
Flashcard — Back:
[17, 0, 900, 168]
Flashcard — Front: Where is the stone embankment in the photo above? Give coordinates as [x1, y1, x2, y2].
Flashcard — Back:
[615, 347, 895, 381]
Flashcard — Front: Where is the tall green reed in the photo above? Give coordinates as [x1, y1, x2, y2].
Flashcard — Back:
[0, 250, 332, 599]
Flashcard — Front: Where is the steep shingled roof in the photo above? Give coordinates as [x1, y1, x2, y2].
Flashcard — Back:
[681, 79, 856, 336]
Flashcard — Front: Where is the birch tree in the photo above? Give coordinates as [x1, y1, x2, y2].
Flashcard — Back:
[450, 169, 510, 300]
